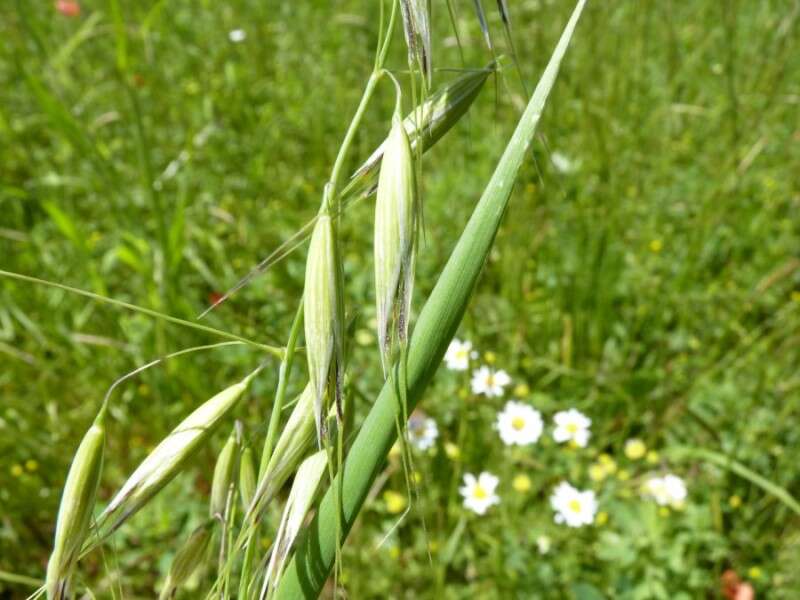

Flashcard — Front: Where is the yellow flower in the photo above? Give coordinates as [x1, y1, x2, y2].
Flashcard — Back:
[513, 383, 530, 397]
[484, 351, 497, 365]
[649, 239, 663, 253]
[389, 546, 401, 559]
[748, 566, 762, 580]
[512, 474, 532, 493]
[589, 464, 607, 482]
[598, 453, 617, 474]
[624, 439, 647, 460]
[659, 506, 671, 517]
[444, 442, 460, 460]
[616, 469, 631, 481]
[25, 459, 38, 472]
[383, 490, 408, 515]
[729, 495, 742, 509]
[791, 290, 800, 303]
[646, 450, 660, 464]
[428, 540, 440, 553]
[458, 388, 469, 400]
[595, 511, 609, 526]
[10, 464, 23, 477]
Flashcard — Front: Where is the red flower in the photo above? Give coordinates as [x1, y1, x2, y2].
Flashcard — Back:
[55, 1, 81, 17]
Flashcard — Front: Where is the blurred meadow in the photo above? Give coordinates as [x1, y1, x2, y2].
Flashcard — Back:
[1, 0, 800, 598]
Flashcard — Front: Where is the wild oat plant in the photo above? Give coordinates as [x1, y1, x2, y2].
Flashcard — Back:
[1, 1, 590, 597]
[11, 0, 793, 598]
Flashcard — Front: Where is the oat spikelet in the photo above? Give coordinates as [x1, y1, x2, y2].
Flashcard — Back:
[158, 520, 213, 600]
[209, 429, 238, 520]
[399, 0, 432, 83]
[303, 208, 344, 441]
[238, 445, 257, 510]
[374, 114, 417, 374]
[96, 370, 258, 538]
[46, 413, 106, 600]
[261, 450, 328, 596]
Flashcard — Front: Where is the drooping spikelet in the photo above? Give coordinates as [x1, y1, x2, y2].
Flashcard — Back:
[158, 520, 214, 600]
[209, 428, 239, 520]
[303, 209, 344, 440]
[46, 412, 106, 600]
[238, 445, 257, 510]
[261, 450, 328, 596]
[96, 370, 258, 538]
[245, 383, 323, 521]
[351, 66, 492, 184]
[374, 114, 417, 373]
[399, 0, 432, 83]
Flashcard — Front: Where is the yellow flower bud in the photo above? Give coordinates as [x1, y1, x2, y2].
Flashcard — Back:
[512, 474, 532, 493]
[624, 439, 647, 460]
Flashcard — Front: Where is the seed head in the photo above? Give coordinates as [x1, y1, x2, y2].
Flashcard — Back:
[158, 520, 213, 600]
[303, 210, 344, 439]
[262, 450, 328, 594]
[374, 115, 417, 372]
[96, 370, 258, 538]
[246, 384, 315, 520]
[352, 66, 492, 183]
[46, 413, 106, 600]
[246, 383, 339, 524]
[209, 429, 239, 520]
[238, 445, 257, 510]
[399, 0, 432, 82]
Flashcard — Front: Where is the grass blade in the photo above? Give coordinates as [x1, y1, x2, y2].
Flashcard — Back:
[668, 446, 800, 516]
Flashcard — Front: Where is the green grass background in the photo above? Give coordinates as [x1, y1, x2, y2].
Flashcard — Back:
[1, 0, 799, 598]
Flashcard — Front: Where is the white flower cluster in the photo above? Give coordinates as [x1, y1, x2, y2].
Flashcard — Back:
[445, 338, 601, 524]
[643, 474, 687, 508]
[445, 339, 513, 397]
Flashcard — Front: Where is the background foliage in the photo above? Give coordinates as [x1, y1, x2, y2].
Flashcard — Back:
[1, 0, 799, 598]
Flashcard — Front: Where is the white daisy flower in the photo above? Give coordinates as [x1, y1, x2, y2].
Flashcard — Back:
[470, 366, 511, 398]
[644, 474, 687, 507]
[550, 151, 578, 174]
[444, 338, 473, 371]
[663, 474, 687, 504]
[552, 408, 591, 447]
[228, 29, 246, 43]
[459, 472, 500, 515]
[496, 401, 543, 446]
[550, 481, 597, 527]
[407, 413, 438, 451]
